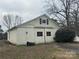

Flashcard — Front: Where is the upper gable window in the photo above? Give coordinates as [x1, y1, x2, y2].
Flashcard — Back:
[40, 18, 49, 25]
[42, 20, 46, 23]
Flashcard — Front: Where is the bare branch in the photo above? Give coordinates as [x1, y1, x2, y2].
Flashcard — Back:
[2, 14, 23, 30]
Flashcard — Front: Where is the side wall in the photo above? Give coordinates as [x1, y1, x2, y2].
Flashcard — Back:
[16, 27, 35, 45]
[8, 29, 17, 44]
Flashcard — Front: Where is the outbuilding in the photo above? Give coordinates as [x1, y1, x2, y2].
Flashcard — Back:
[8, 14, 59, 45]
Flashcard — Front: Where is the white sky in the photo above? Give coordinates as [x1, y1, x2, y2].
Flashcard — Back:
[0, 0, 46, 31]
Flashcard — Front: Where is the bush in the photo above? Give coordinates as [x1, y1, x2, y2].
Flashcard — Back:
[54, 28, 76, 42]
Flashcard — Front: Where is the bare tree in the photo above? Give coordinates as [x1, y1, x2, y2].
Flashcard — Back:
[70, 1, 79, 35]
[14, 15, 22, 26]
[45, 0, 78, 27]
[72, 1, 79, 26]
[2, 14, 23, 30]
[2, 14, 23, 40]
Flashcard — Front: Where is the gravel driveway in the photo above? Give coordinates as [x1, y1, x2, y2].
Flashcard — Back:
[56, 43, 79, 54]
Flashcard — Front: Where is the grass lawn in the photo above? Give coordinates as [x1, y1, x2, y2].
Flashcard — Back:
[0, 40, 79, 59]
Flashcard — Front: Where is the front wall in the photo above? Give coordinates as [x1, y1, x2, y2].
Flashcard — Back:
[45, 29, 58, 43]
[16, 28, 57, 45]
[34, 28, 58, 44]
[34, 28, 45, 44]
[14, 15, 59, 45]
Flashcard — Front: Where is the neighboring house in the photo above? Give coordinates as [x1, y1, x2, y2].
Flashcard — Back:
[3, 32, 7, 40]
[7, 14, 59, 45]
[0, 25, 4, 40]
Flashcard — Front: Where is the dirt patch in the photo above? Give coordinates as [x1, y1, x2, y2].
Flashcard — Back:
[53, 51, 77, 59]
[0, 40, 79, 59]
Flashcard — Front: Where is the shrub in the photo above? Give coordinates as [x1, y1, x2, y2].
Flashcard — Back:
[54, 28, 76, 42]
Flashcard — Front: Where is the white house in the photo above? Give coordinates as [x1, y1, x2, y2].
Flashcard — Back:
[7, 14, 59, 45]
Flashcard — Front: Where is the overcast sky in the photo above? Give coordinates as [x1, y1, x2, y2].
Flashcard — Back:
[0, 0, 46, 31]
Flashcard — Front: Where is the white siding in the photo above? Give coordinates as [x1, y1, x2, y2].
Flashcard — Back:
[16, 27, 35, 45]
[19, 15, 59, 28]
[74, 36, 79, 42]
[8, 14, 59, 45]
[34, 28, 45, 44]
[8, 29, 17, 44]
[45, 29, 58, 43]
[34, 28, 58, 44]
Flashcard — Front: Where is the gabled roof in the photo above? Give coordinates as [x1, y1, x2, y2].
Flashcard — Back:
[8, 14, 59, 31]
[17, 14, 51, 26]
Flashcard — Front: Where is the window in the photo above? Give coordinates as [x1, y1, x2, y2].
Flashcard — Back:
[37, 32, 43, 36]
[47, 32, 51, 36]
[39, 18, 49, 25]
[42, 20, 46, 23]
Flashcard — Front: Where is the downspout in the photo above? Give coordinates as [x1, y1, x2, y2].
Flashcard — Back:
[44, 28, 46, 43]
